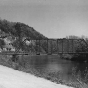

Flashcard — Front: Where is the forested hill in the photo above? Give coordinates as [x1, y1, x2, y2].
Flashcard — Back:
[0, 19, 47, 39]
[0, 19, 47, 53]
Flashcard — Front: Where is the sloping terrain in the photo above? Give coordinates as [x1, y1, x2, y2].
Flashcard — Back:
[0, 19, 47, 39]
[0, 65, 74, 88]
[0, 19, 47, 53]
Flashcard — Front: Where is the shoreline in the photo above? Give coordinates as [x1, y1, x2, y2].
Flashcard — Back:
[0, 54, 87, 88]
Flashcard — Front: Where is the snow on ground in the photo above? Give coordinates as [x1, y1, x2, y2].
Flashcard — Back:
[0, 65, 74, 88]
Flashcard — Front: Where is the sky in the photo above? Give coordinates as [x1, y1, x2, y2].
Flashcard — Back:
[0, 0, 88, 38]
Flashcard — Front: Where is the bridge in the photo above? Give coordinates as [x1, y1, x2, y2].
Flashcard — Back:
[0, 38, 88, 55]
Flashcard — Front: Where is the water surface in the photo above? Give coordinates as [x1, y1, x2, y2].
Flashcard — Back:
[23, 55, 88, 83]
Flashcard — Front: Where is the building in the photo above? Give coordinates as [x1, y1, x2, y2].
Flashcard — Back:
[3, 44, 15, 51]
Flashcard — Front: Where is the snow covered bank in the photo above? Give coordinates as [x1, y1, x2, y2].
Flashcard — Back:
[0, 65, 73, 88]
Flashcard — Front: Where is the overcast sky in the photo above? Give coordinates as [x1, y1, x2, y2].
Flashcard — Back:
[0, 0, 88, 38]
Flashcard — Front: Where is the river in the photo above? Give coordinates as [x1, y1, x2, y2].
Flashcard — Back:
[22, 55, 88, 84]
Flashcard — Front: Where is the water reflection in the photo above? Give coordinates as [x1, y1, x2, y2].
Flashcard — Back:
[23, 55, 87, 82]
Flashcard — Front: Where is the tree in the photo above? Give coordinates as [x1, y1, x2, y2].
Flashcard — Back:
[0, 39, 5, 49]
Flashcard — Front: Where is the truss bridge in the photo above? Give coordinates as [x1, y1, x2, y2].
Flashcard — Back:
[0, 38, 88, 55]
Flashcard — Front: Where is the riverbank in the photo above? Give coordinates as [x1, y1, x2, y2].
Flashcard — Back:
[0, 65, 74, 88]
[0, 54, 88, 88]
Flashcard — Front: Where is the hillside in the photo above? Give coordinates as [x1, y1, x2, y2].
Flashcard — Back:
[0, 19, 47, 53]
[0, 65, 74, 88]
[0, 19, 47, 39]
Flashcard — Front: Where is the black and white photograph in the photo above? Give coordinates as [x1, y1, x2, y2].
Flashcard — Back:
[0, 0, 88, 88]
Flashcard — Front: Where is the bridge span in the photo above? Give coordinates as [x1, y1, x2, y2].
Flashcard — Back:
[0, 38, 88, 55]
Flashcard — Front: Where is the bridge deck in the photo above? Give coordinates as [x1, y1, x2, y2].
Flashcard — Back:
[0, 52, 88, 55]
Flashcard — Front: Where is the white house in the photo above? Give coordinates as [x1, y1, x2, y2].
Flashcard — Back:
[3, 44, 15, 51]
[25, 40, 32, 45]
[22, 37, 32, 45]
